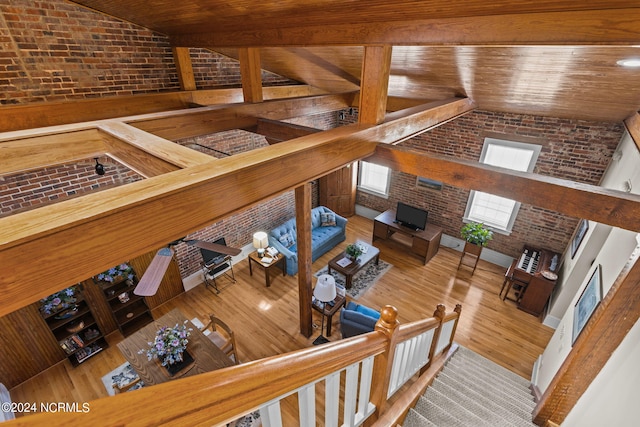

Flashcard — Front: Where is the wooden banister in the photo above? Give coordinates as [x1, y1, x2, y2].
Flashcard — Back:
[9, 304, 462, 426]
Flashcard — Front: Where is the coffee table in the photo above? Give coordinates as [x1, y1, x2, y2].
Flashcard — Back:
[328, 240, 380, 289]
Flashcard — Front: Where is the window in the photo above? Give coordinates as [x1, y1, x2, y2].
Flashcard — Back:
[464, 138, 541, 232]
[358, 161, 391, 197]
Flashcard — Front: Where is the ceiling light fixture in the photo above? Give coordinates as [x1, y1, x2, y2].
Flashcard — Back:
[616, 58, 640, 67]
[94, 157, 105, 175]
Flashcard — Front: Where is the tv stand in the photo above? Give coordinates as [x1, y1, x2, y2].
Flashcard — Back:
[373, 209, 442, 265]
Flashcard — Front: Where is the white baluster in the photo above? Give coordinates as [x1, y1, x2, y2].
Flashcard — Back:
[325, 371, 340, 427]
[342, 363, 359, 426]
[298, 384, 315, 427]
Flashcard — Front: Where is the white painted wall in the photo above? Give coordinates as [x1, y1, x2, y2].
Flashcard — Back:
[533, 131, 640, 423]
[563, 318, 640, 427]
[534, 227, 638, 393]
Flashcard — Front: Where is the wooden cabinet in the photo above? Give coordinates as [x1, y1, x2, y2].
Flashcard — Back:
[373, 209, 442, 265]
[39, 285, 108, 367]
[95, 276, 153, 337]
[319, 162, 358, 217]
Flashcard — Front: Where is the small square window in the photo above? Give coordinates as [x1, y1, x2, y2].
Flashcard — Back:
[358, 161, 390, 197]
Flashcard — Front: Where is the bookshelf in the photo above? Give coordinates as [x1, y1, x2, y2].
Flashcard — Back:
[39, 285, 108, 367]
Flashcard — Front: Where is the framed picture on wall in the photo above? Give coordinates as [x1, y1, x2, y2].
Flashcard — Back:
[570, 219, 589, 259]
[416, 176, 443, 191]
[572, 265, 602, 345]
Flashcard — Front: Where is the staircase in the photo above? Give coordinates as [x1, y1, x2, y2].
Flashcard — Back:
[403, 346, 537, 427]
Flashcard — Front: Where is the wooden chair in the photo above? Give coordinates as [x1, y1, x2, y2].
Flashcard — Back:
[500, 260, 531, 303]
[201, 315, 240, 365]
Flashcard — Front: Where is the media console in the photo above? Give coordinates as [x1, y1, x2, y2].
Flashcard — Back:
[372, 209, 442, 265]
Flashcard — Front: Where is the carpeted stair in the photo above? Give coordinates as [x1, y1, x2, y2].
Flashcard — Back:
[403, 346, 537, 427]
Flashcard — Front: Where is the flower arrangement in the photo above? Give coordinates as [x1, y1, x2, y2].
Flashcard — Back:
[40, 286, 77, 315]
[140, 321, 193, 366]
[96, 263, 135, 283]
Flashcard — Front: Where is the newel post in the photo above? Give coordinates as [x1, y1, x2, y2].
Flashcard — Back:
[423, 304, 446, 373]
[364, 305, 399, 427]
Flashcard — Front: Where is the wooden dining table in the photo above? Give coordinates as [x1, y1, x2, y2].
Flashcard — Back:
[117, 308, 234, 386]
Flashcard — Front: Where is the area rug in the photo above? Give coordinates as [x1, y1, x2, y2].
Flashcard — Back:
[101, 362, 144, 396]
[314, 259, 392, 299]
[227, 411, 261, 427]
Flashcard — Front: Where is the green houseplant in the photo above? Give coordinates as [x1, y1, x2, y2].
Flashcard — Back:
[460, 222, 494, 247]
[345, 243, 364, 260]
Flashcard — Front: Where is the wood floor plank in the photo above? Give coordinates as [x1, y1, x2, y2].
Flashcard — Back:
[9, 215, 553, 417]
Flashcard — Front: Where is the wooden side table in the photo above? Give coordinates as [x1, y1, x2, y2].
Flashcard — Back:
[311, 294, 347, 336]
[248, 251, 286, 287]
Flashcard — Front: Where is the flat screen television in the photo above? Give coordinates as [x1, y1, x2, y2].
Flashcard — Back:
[199, 237, 227, 267]
[395, 202, 428, 231]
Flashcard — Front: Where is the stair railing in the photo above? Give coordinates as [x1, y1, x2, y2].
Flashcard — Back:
[13, 304, 462, 427]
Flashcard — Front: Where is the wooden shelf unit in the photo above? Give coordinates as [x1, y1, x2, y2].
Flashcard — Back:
[96, 276, 153, 337]
[39, 286, 108, 367]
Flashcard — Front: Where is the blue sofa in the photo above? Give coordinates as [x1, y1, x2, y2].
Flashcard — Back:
[340, 302, 380, 338]
[268, 206, 347, 276]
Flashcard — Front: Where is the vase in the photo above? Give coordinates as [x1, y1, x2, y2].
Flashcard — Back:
[161, 349, 194, 377]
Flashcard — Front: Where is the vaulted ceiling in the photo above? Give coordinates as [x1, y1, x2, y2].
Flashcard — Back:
[69, 0, 640, 122]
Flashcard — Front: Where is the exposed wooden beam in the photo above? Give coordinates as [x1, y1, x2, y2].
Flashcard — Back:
[172, 47, 197, 91]
[128, 93, 357, 140]
[99, 122, 213, 177]
[170, 9, 640, 47]
[0, 129, 106, 175]
[239, 48, 264, 103]
[624, 112, 640, 153]
[370, 145, 640, 231]
[359, 45, 392, 125]
[254, 119, 320, 144]
[533, 247, 640, 425]
[0, 86, 325, 133]
[0, 98, 470, 316]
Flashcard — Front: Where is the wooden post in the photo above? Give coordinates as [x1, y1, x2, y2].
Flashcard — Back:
[239, 47, 263, 103]
[422, 304, 446, 374]
[358, 45, 392, 125]
[172, 47, 196, 91]
[296, 183, 313, 337]
[365, 305, 399, 426]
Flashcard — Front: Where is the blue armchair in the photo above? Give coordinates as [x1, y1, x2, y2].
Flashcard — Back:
[339, 302, 380, 338]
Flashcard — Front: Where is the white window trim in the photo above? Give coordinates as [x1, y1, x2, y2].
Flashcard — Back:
[464, 138, 542, 234]
[357, 161, 391, 198]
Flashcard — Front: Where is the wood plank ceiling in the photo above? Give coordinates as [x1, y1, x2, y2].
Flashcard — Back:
[68, 0, 640, 122]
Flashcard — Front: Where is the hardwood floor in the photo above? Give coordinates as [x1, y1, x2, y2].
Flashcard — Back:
[10, 215, 553, 412]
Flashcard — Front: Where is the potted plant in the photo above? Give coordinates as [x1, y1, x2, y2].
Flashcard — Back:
[345, 243, 363, 260]
[460, 222, 494, 256]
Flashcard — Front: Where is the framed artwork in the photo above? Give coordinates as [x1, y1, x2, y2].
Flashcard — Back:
[416, 176, 443, 191]
[570, 219, 589, 259]
[572, 265, 602, 345]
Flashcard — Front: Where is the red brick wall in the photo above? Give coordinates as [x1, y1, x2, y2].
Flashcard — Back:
[0, 0, 295, 105]
[355, 109, 625, 258]
[0, 157, 142, 217]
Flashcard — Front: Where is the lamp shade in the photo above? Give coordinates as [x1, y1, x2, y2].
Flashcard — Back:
[253, 231, 268, 250]
[314, 274, 336, 303]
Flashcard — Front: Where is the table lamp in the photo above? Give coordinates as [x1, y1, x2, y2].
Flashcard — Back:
[313, 274, 336, 345]
[253, 231, 269, 257]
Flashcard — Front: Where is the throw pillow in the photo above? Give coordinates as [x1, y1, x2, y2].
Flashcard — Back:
[320, 212, 336, 227]
[278, 233, 295, 248]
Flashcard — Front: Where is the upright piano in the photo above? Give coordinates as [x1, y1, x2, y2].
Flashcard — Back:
[513, 245, 561, 317]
